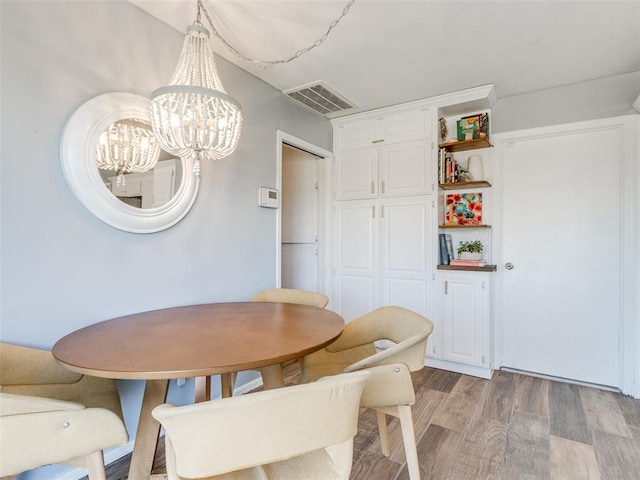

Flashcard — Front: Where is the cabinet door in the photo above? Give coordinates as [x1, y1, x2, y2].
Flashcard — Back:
[334, 149, 378, 201]
[333, 200, 378, 322]
[153, 165, 176, 207]
[374, 108, 432, 145]
[440, 273, 487, 367]
[125, 176, 143, 196]
[379, 196, 432, 318]
[333, 119, 377, 151]
[379, 140, 432, 197]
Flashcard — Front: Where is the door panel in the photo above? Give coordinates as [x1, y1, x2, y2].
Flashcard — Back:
[282, 147, 318, 244]
[501, 125, 622, 387]
[281, 145, 320, 291]
[333, 200, 378, 322]
[379, 140, 431, 197]
[334, 275, 377, 323]
[442, 274, 484, 366]
[384, 278, 428, 317]
[380, 196, 432, 319]
[334, 149, 378, 200]
[282, 244, 318, 292]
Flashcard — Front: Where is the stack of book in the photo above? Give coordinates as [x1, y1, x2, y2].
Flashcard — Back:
[449, 259, 487, 267]
[439, 233, 454, 265]
[438, 149, 459, 184]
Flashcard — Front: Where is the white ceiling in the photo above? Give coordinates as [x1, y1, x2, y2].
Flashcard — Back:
[130, 0, 640, 118]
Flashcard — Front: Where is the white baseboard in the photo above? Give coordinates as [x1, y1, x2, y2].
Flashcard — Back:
[424, 357, 494, 379]
[54, 376, 266, 479]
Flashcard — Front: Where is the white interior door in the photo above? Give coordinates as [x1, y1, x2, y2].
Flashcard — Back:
[500, 122, 623, 388]
[281, 145, 320, 291]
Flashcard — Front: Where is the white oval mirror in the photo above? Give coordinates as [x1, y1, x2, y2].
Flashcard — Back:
[60, 92, 199, 233]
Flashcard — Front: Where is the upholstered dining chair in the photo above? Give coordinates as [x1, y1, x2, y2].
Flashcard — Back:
[152, 371, 370, 480]
[250, 288, 329, 308]
[300, 306, 434, 480]
[0, 342, 128, 479]
[217, 288, 330, 397]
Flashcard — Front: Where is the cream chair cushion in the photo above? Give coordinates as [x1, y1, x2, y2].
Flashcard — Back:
[153, 371, 370, 480]
[0, 342, 128, 478]
[0, 392, 128, 478]
[0, 342, 123, 417]
[250, 288, 329, 308]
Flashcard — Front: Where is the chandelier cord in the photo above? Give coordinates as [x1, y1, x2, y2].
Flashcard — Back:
[196, 0, 356, 70]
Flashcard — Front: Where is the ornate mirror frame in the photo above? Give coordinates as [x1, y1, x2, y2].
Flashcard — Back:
[60, 92, 199, 233]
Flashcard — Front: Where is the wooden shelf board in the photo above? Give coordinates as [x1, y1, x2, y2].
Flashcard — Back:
[438, 264, 497, 272]
[439, 224, 491, 229]
[439, 181, 492, 190]
[439, 138, 493, 152]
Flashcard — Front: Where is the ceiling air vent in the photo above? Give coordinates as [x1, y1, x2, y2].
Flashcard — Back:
[284, 82, 356, 116]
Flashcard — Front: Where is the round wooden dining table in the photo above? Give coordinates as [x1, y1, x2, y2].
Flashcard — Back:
[52, 302, 344, 480]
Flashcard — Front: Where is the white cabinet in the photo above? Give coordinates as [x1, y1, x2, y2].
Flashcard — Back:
[331, 105, 435, 324]
[151, 162, 176, 207]
[335, 140, 433, 200]
[428, 272, 491, 377]
[333, 196, 433, 323]
[330, 86, 498, 379]
[333, 107, 433, 152]
[333, 106, 434, 201]
[334, 149, 378, 200]
[109, 159, 177, 208]
[109, 174, 143, 197]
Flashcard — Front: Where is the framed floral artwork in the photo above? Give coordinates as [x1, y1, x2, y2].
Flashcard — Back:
[445, 193, 483, 225]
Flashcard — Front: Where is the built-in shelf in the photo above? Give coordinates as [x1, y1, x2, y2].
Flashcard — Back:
[439, 180, 492, 190]
[438, 264, 497, 272]
[439, 224, 491, 229]
[439, 137, 493, 152]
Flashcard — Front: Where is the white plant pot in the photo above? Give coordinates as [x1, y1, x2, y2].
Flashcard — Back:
[459, 252, 482, 261]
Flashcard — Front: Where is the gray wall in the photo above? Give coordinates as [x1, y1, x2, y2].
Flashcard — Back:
[0, 2, 330, 478]
[493, 71, 640, 133]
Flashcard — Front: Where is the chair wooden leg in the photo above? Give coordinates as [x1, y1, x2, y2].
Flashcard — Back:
[84, 451, 107, 480]
[376, 409, 391, 456]
[398, 405, 420, 480]
[220, 373, 233, 398]
[194, 376, 212, 403]
[260, 364, 285, 390]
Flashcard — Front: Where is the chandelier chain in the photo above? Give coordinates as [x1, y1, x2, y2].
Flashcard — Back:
[197, 0, 356, 70]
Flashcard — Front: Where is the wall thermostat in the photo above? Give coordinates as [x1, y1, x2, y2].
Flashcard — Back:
[258, 187, 279, 208]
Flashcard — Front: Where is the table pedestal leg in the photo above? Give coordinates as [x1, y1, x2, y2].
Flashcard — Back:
[128, 379, 169, 480]
[260, 364, 285, 390]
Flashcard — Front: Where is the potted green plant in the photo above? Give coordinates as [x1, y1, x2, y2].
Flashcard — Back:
[457, 240, 483, 260]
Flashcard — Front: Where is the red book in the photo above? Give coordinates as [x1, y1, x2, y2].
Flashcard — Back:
[449, 259, 486, 267]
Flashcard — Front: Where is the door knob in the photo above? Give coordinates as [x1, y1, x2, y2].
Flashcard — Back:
[505, 262, 514, 270]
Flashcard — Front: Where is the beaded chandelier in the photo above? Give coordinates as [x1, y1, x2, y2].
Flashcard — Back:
[96, 119, 160, 186]
[149, 0, 242, 177]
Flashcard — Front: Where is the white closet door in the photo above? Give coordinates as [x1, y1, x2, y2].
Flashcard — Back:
[282, 147, 318, 244]
[500, 122, 624, 387]
[282, 244, 318, 292]
[281, 146, 320, 291]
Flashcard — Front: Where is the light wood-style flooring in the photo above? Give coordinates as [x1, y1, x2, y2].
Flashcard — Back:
[100, 364, 640, 480]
